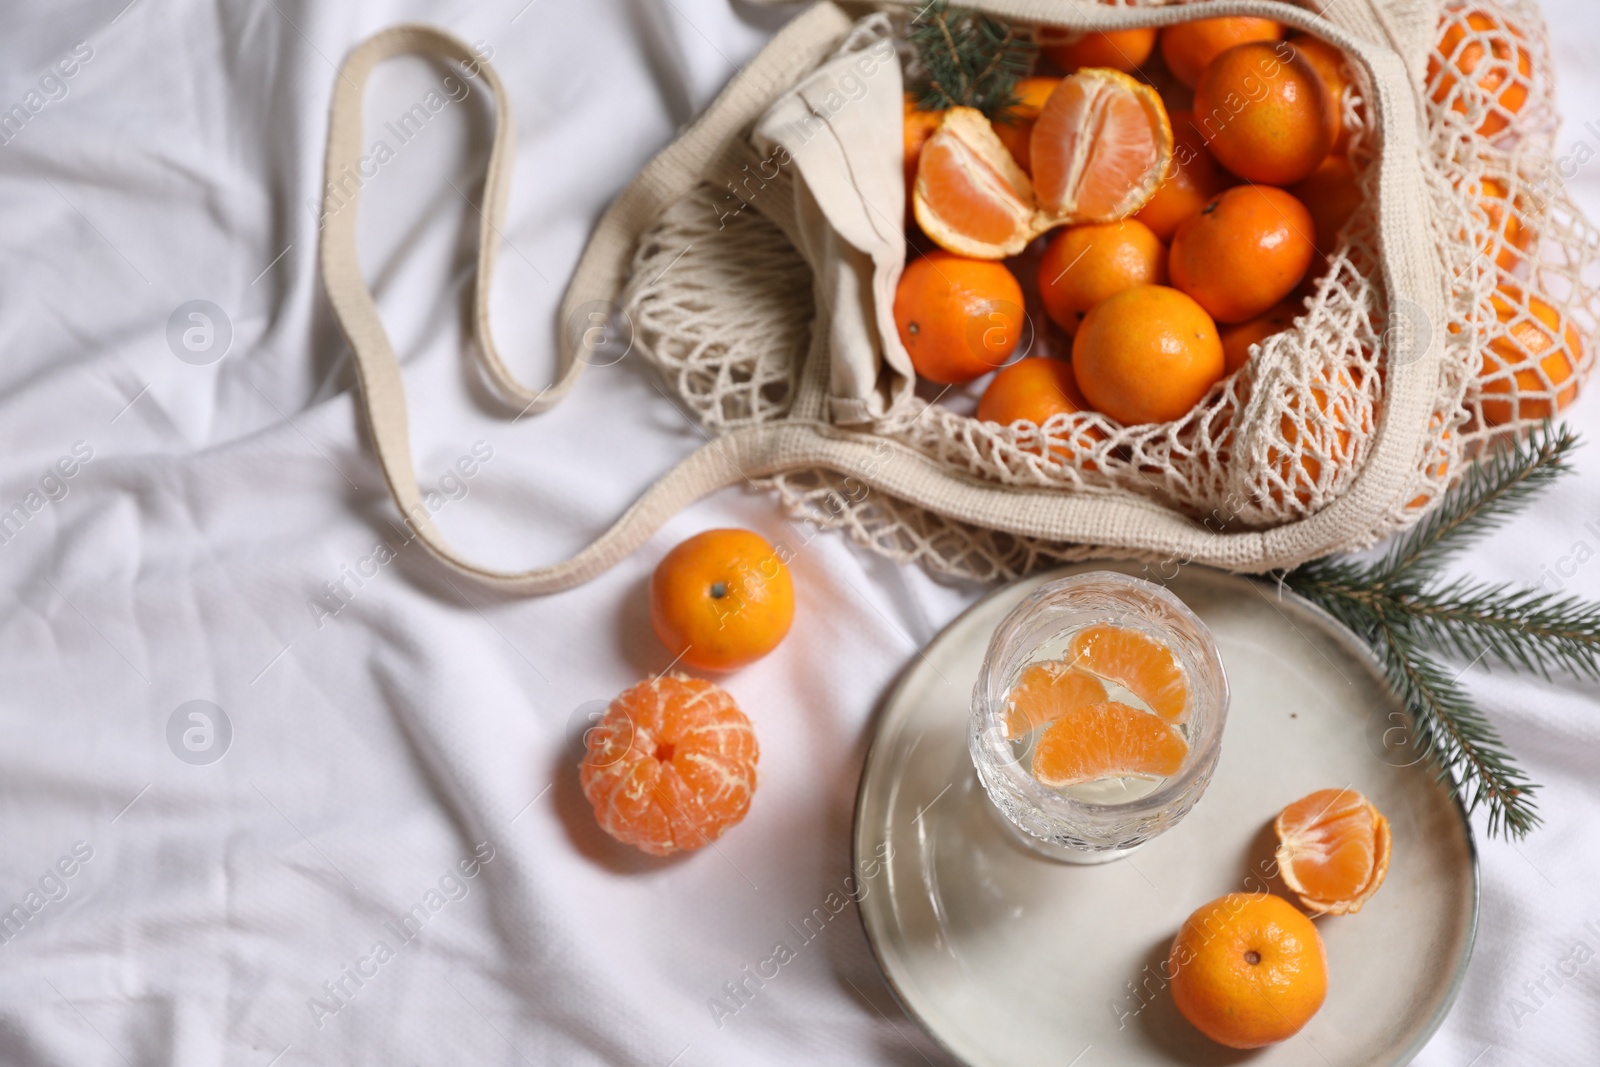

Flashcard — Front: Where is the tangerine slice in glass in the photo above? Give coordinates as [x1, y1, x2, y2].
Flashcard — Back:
[1068, 623, 1190, 723]
[1030, 68, 1172, 225]
[912, 106, 1039, 259]
[1274, 788, 1391, 914]
[579, 674, 758, 856]
[1031, 700, 1189, 788]
[1001, 659, 1108, 739]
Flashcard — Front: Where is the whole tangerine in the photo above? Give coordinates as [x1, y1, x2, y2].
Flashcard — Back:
[895, 251, 1026, 384]
[580, 674, 758, 856]
[1479, 288, 1582, 424]
[1041, 26, 1158, 74]
[1135, 110, 1235, 241]
[1170, 185, 1316, 323]
[1220, 299, 1302, 374]
[1268, 365, 1368, 507]
[1289, 35, 1354, 155]
[1038, 219, 1168, 335]
[1160, 16, 1285, 89]
[1072, 285, 1224, 426]
[978, 356, 1091, 427]
[650, 528, 794, 672]
[1169, 893, 1328, 1049]
[1428, 8, 1531, 138]
[1289, 155, 1363, 255]
[1193, 40, 1336, 186]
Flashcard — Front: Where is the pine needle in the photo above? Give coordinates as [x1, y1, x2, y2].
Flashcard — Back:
[906, 1, 1036, 117]
[1282, 423, 1590, 839]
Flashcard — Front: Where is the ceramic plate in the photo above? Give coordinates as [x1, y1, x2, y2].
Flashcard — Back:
[854, 563, 1477, 1066]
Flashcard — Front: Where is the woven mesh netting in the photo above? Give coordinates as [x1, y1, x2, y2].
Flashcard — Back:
[620, 0, 1598, 580]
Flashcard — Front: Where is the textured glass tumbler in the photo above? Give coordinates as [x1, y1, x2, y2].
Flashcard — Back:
[969, 572, 1229, 862]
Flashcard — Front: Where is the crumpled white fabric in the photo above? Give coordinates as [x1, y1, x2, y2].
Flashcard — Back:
[0, 0, 1596, 1064]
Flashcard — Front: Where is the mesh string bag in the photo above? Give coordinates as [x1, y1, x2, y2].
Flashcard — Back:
[318, 2, 1598, 596]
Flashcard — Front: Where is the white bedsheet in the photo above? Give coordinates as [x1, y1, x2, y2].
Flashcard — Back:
[0, 0, 1596, 1063]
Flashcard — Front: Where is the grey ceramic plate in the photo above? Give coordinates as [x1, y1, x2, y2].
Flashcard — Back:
[854, 563, 1477, 1066]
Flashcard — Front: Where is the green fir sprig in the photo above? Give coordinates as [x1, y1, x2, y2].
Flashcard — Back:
[906, 1, 1036, 117]
[1280, 424, 1600, 840]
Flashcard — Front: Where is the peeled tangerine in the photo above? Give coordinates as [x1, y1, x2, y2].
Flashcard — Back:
[912, 70, 1172, 259]
[580, 675, 758, 856]
[1030, 68, 1172, 225]
[1274, 787, 1391, 914]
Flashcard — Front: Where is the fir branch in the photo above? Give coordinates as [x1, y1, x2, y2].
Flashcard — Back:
[1385, 578, 1600, 682]
[1368, 617, 1541, 838]
[1281, 423, 1592, 840]
[1378, 422, 1577, 578]
[907, 2, 1036, 117]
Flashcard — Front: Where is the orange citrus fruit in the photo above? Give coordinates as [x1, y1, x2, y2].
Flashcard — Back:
[1073, 284, 1224, 425]
[1407, 417, 1455, 510]
[1275, 787, 1392, 915]
[1193, 41, 1336, 186]
[894, 251, 1025, 384]
[650, 528, 794, 672]
[1038, 219, 1167, 334]
[1030, 67, 1173, 224]
[1289, 154, 1363, 256]
[1428, 7, 1531, 138]
[1479, 287, 1582, 424]
[1031, 701, 1189, 788]
[1160, 17, 1285, 89]
[1169, 893, 1329, 1049]
[580, 674, 759, 856]
[1468, 175, 1531, 270]
[1135, 110, 1234, 241]
[1289, 35, 1354, 155]
[993, 76, 1060, 174]
[1040, 25, 1158, 74]
[1069, 623, 1190, 723]
[903, 96, 946, 213]
[1269, 365, 1368, 506]
[1001, 658, 1108, 739]
[978, 356, 1090, 428]
[913, 106, 1038, 259]
[1170, 185, 1316, 323]
[1220, 299, 1302, 375]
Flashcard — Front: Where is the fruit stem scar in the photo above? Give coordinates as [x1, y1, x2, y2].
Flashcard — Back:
[710, 581, 728, 599]
[1244, 950, 1262, 965]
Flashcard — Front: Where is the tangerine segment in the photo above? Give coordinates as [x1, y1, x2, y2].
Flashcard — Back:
[580, 674, 759, 856]
[1169, 893, 1328, 1049]
[1031, 68, 1172, 225]
[914, 107, 1039, 259]
[1274, 788, 1391, 914]
[1031, 701, 1189, 788]
[1069, 623, 1190, 723]
[1000, 659, 1109, 739]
